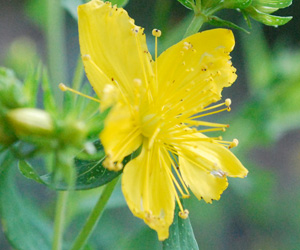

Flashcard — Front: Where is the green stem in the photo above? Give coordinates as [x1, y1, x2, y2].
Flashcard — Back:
[70, 177, 120, 250]
[52, 191, 69, 250]
[183, 13, 206, 38]
[46, 0, 67, 106]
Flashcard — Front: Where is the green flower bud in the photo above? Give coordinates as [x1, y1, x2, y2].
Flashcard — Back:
[0, 68, 27, 111]
[6, 108, 54, 140]
[58, 119, 87, 148]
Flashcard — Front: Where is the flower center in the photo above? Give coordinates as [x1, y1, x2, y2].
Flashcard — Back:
[141, 113, 161, 138]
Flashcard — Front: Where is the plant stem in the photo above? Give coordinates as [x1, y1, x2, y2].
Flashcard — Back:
[70, 177, 120, 250]
[52, 191, 69, 250]
[183, 13, 206, 38]
[46, 0, 67, 106]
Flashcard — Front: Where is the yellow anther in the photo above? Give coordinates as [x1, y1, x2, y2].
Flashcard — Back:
[116, 162, 123, 171]
[179, 209, 189, 219]
[225, 98, 231, 107]
[229, 139, 239, 149]
[182, 194, 190, 199]
[59, 83, 67, 92]
[82, 54, 91, 61]
[152, 29, 161, 37]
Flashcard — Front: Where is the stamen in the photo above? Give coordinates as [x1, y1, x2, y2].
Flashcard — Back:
[190, 107, 230, 119]
[179, 209, 189, 219]
[152, 29, 162, 38]
[59, 83, 101, 103]
[225, 98, 231, 107]
[148, 127, 161, 149]
[186, 120, 229, 128]
[228, 139, 239, 149]
[152, 28, 161, 97]
[162, 147, 190, 197]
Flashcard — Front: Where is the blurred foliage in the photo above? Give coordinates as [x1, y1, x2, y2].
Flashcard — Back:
[0, 0, 299, 249]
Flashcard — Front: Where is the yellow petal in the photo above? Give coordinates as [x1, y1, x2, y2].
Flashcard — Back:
[195, 140, 248, 177]
[78, 0, 153, 102]
[177, 136, 248, 202]
[122, 140, 175, 240]
[100, 103, 142, 163]
[179, 155, 229, 203]
[155, 29, 236, 110]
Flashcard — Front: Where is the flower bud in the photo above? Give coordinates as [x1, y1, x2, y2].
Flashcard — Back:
[58, 119, 87, 147]
[0, 67, 27, 111]
[6, 108, 54, 139]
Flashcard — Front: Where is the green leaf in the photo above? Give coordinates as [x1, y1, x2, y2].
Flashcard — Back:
[253, 0, 292, 8]
[110, 0, 129, 7]
[163, 200, 199, 250]
[177, 0, 194, 10]
[223, 0, 252, 9]
[18, 160, 46, 184]
[42, 69, 57, 116]
[0, 152, 52, 250]
[23, 63, 42, 108]
[247, 6, 292, 26]
[209, 16, 250, 33]
[18, 141, 127, 190]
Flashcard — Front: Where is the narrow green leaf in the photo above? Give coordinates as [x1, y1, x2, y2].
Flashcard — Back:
[42, 69, 57, 115]
[23, 63, 42, 108]
[177, 0, 194, 10]
[163, 200, 199, 250]
[209, 16, 250, 33]
[0, 153, 52, 250]
[18, 160, 46, 185]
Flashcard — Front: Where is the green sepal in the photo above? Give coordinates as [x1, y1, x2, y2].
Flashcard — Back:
[252, 0, 292, 8]
[209, 16, 250, 33]
[223, 0, 252, 9]
[23, 63, 42, 108]
[246, 6, 292, 26]
[163, 200, 199, 250]
[0, 67, 27, 111]
[0, 152, 52, 250]
[177, 0, 194, 10]
[41, 69, 57, 116]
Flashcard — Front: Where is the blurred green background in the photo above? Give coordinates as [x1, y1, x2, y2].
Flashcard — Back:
[0, 0, 300, 249]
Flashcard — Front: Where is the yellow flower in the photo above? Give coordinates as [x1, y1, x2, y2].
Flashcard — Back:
[78, 0, 248, 240]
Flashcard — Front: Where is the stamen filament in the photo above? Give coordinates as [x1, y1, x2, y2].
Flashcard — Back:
[191, 107, 230, 119]
[59, 83, 101, 103]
